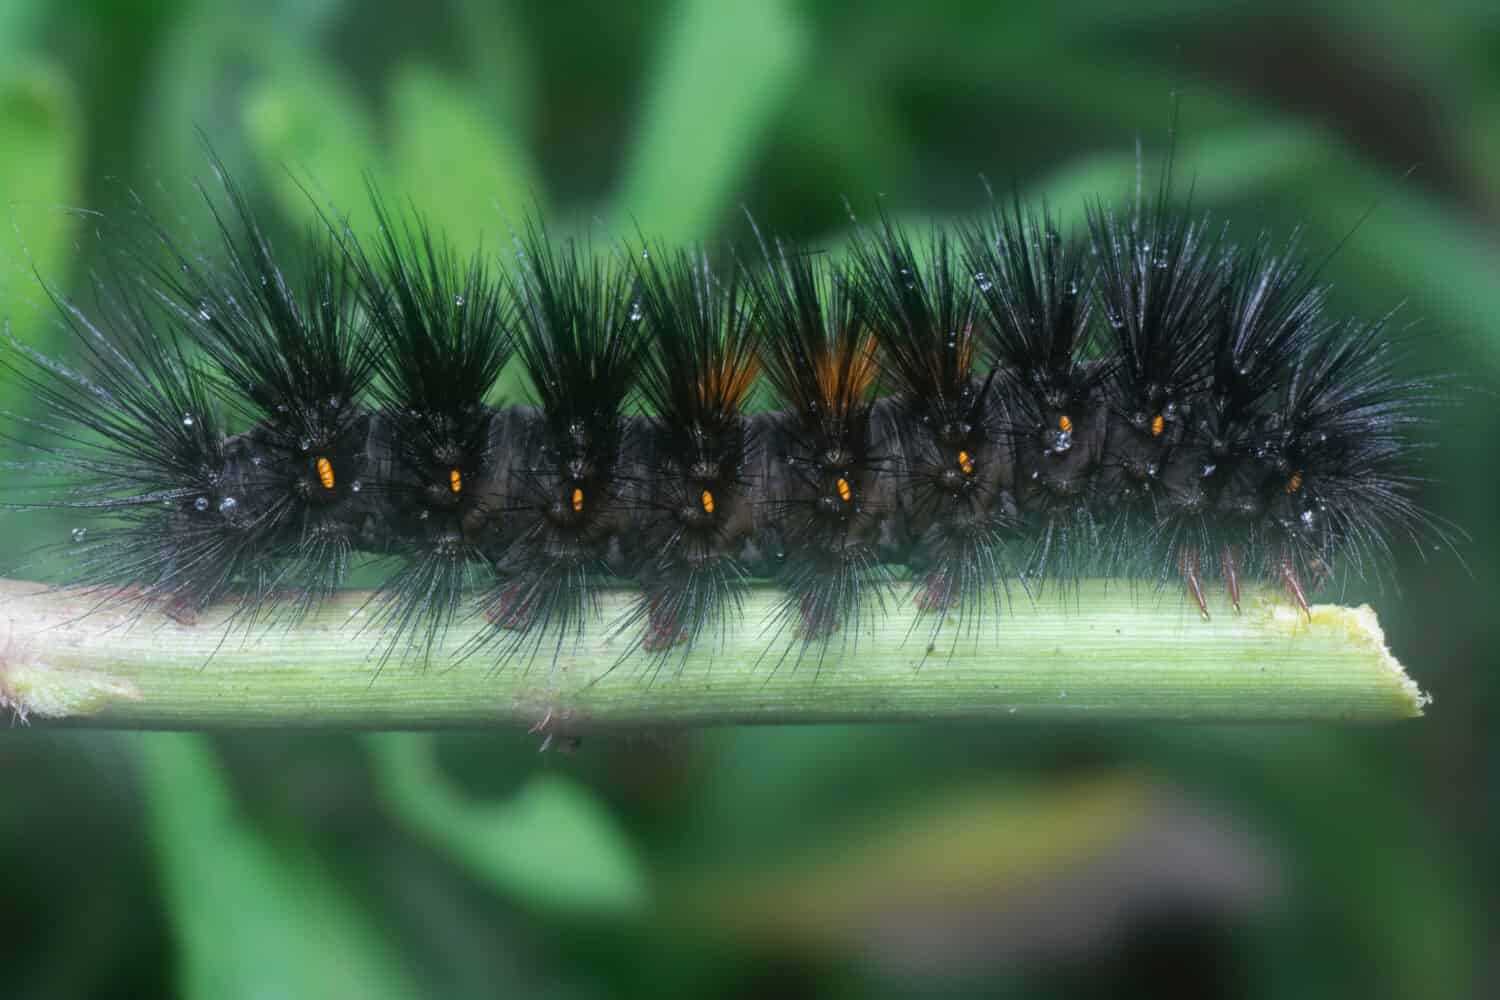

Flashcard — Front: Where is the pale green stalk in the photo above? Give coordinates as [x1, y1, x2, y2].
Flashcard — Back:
[0, 579, 1425, 728]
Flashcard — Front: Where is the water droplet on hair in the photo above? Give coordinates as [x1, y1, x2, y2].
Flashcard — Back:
[70, 528, 87, 543]
[629, 300, 643, 322]
[218, 496, 237, 514]
[454, 294, 465, 307]
[350, 480, 362, 493]
[299, 438, 311, 451]
[194, 497, 209, 511]
[181, 413, 195, 427]
[973, 271, 992, 292]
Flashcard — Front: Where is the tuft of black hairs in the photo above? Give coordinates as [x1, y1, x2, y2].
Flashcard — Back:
[346, 194, 514, 663]
[0, 272, 261, 623]
[144, 162, 378, 624]
[965, 196, 1110, 589]
[617, 243, 760, 669]
[1259, 316, 1444, 606]
[481, 221, 646, 670]
[1086, 184, 1225, 585]
[1143, 230, 1332, 610]
[846, 211, 1014, 645]
[746, 238, 893, 667]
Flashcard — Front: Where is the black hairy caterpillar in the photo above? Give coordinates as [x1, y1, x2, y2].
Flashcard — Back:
[0, 162, 1443, 673]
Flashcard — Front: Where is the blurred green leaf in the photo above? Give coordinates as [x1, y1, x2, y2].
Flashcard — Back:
[243, 63, 382, 229]
[137, 734, 423, 1000]
[389, 65, 542, 254]
[0, 60, 82, 361]
[452, 0, 536, 135]
[368, 733, 648, 917]
[0, 0, 46, 58]
[1138, 728, 1476, 999]
[610, 0, 807, 240]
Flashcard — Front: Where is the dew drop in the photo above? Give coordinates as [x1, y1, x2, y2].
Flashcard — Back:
[973, 271, 993, 292]
[299, 438, 312, 452]
[194, 496, 209, 512]
[350, 480, 362, 493]
[629, 300, 643, 322]
[218, 496, 238, 514]
[181, 413, 195, 427]
[70, 527, 87, 543]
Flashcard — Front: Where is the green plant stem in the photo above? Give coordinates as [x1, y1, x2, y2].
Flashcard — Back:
[0, 578, 1425, 728]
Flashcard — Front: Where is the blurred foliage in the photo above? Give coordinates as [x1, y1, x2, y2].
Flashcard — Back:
[2, 0, 1499, 997]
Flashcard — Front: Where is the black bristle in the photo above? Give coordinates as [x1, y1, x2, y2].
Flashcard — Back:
[747, 238, 892, 666]
[966, 196, 1109, 588]
[144, 161, 377, 623]
[347, 194, 514, 662]
[1, 272, 255, 622]
[1087, 190, 1225, 585]
[846, 211, 1015, 644]
[620, 243, 760, 667]
[482, 221, 645, 670]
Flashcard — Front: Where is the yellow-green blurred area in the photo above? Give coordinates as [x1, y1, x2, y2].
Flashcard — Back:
[1, 1, 1497, 997]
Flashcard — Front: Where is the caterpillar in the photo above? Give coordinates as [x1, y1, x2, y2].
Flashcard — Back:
[0, 163, 1441, 673]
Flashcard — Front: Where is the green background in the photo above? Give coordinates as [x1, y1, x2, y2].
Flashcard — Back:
[1, 1, 1497, 996]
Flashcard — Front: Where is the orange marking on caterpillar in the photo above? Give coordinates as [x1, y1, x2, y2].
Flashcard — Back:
[1285, 470, 1303, 494]
[315, 456, 335, 490]
[812, 336, 881, 413]
[957, 450, 974, 476]
[836, 477, 852, 502]
[700, 489, 715, 514]
[449, 468, 462, 494]
[570, 487, 585, 512]
[1150, 414, 1165, 437]
[1058, 414, 1073, 433]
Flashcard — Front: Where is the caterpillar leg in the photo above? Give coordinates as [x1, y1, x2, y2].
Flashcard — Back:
[163, 594, 201, 627]
[1177, 549, 1210, 620]
[1220, 546, 1242, 612]
[1279, 557, 1312, 621]
[486, 582, 539, 631]
[642, 597, 687, 651]
[914, 571, 953, 613]
[796, 592, 841, 640]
